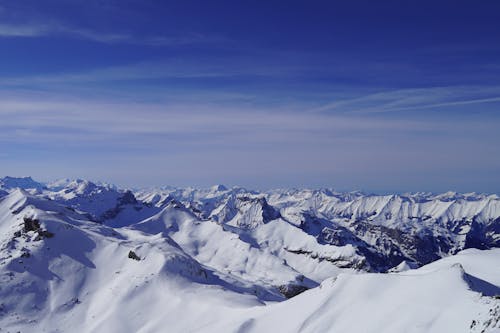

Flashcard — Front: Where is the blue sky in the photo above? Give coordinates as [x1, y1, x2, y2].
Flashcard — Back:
[0, 0, 499, 192]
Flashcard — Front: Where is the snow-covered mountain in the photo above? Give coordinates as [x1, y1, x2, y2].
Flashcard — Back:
[0, 176, 46, 193]
[137, 185, 499, 271]
[0, 176, 498, 332]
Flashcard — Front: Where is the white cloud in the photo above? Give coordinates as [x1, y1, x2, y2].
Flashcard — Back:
[0, 23, 49, 37]
[310, 86, 500, 114]
[0, 90, 495, 145]
[0, 23, 222, 46]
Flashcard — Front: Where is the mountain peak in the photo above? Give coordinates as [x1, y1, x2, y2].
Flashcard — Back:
[210, 184, 228, 192]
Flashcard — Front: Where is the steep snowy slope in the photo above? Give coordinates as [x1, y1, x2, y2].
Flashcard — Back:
[131, 200, 362, 295]
[220, 248, 500, 333]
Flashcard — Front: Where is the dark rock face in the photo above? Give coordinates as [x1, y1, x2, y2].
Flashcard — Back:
[278, 284, 309, 298]
[22, 217, 54, 239]
[485, 218, 500, 247]
[259, 198, 281, 223]
[320, 226, 360, 247]
[464, 220, 490, 250]
[167, 199, 185, 209]
[128, 250, 141, 261]
[23, 217, 41, 232]
[296, 209, 499, 272]
[119, 191, 137, 205]
[335, 220, 494, 271]
[100, 191, 141, 221]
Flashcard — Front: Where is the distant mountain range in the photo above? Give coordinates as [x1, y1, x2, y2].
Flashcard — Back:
[0, 176, 498, 332]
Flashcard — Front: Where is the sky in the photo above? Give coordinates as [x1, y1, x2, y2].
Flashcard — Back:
[0, 0, 499, 193]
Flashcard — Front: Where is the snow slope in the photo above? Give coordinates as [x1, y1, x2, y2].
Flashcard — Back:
[223, 249, 500, 333]
[0, 190, 262, 332]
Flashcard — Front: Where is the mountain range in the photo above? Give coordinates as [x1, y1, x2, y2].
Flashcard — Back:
[0, 176, 498, 332]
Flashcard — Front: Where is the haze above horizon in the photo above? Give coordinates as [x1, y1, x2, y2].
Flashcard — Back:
[1, 1, 499, 193]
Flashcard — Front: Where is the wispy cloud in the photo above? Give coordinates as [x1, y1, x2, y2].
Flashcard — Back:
[0, 90, 497, 147]
[0, 61, 239, 85]
[0, 22, 223, 46]
[0, 84, 498, 191]
[1, 90, 498, 191]
[310, 86, 500, 114]
[0, 23, 50, 37]
[0, 56, 317, 90]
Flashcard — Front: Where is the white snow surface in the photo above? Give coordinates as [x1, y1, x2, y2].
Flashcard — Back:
[0, 177, 499, 332]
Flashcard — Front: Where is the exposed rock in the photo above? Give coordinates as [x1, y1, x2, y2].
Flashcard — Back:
[22, 217, 54, 240]
[119, 191, 137, 205]
[23, 217, 41, 232]
[278, 283, 309, 298]
[128, 250, 141, 261]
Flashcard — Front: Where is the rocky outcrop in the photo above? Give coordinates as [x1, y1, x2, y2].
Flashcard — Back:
[278, 283, 309, 299]
[128, 250, 141, 261]
[22, 217, 54, 239]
